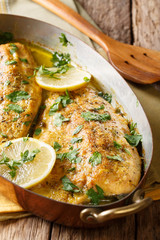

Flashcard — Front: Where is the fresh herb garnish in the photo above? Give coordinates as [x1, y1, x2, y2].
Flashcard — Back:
[70, 137, 82, 144]
[93, 105, 104, 111]
[61, 176, 81, 193]
[49, 90, 73, 116]
[0, 149, 40, 178]
[129, 122, 137, 135]
[98, 92, 112, 103]
[81, 111, 111, 122]
[9, 43, 18, 55]
[6, 91, 30, 103]
[67, 167, 76, 172]
[4, 104, 24, 113]
[86, 185, 104, 205]
[113, 141, 122, 149]
[27, 69, 37, 79]
[40, 105, 46, 110]
[23, 134, 29, 142]
[0, 32, 13, 44]
[21, 80, 29, 84]
[124, 148, 132, 155]
[72, 125, 83, 135]
[107, 155, 124, 162]
[5, 60, 17, 65]
[12, 115, 20, 122]
[56, 148, 81, 163]
[83, 77, 90, 82]
[4, 80, 11, 86]
[19, 58, 28, 63]
[124, 134, 142, 147]
[37, 65, 70, 78]
[54, 113, 70, 127]
[89, 152, 102, 167]
[51, 52, 71, 67]
[23, 121, 31, 126]
[34, 128, 42, 136]
[1, 133, 8, 138]
[5, 141, 12, 147]
[59, 33, 72, 47]
[53, 142, 62, 152]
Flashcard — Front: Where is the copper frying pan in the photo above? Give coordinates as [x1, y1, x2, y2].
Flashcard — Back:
[0, 14, 153, 227]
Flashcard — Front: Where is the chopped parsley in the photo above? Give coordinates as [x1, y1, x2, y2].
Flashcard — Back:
[56, 148, 81, 163]
[37, 65, 70, 78]
[34, 128, 42, 136]
[124, 148, 132, 155]
[124, 134, 142, 147]
[23, 134, 29, 142]
[89, 152, 102, 167]
[67, 167, 76, 172]
[51, 52, 71, 67]
[5, 60, 17, 65]
[0, 149, 40, 178]
[107, 155, 124, 162]
[53, 142, 61, 152]
[98, 91, 112, 103]
[61, 175, 81, 193]
[70, 137, 82, 144]
[129, 122, 137, 135]
[6, 91, 30, 103]
[86, 185, 104, 205]
[93, 105, 104, 111]
[4, 104, 24, 113]
[1, 133, 8, 138]
[81, 111, 111, 122]
[0, 32, 13, 44]
[12, 115, 20, 122]
[59, 33, 72, 47]
[19, 58, 28, 63]
[113, 141, 122, 149]
[27, 69, 37, 79]
[5, 141, 12, 147]
[21, 80, 29, 84]
[54, 113, 70, 127]
[9, 43, 18, 55]
[83, 77, 90, 82]
[23, 121, 31, 126]
[49, 90, 73, 116]
[4, 80, 11, 86]
[72, 125, 83, 135]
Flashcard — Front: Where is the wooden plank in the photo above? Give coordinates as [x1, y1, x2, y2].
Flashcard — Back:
[76, 0, 131, 43]
[51, 215, 135, 240]
[132, 0, 160, 50]
[136, 200, 160, 240]
[0, 217, 51, 240]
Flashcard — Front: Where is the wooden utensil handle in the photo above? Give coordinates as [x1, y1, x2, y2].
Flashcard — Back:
[32, 0, 110, 51]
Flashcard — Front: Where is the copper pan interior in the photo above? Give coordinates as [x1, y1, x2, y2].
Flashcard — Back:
[0, 14, 153, 226]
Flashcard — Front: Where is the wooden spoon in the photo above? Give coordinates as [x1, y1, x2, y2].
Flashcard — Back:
[32, 0, 160, 84]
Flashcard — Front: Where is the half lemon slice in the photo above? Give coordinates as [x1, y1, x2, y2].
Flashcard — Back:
[35, 65, 91, 92]
[0, 138, 56, 189]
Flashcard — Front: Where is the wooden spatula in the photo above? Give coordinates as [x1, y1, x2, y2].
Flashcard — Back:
[32, 0, 160, 84]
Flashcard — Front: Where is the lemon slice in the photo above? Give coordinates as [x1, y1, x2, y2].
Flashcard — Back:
[0, 138, 56, 189]
[35, 65, 91, 92]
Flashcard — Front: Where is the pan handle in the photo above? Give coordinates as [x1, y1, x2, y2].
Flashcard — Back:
[80, 189, 152, 224]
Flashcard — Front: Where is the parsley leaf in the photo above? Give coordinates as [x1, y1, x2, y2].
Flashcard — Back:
[56, 148, 81, 163]
[124, 134, 142, 147]
[21, 80, 29, 85]
[86, 185, 104, 205]
[72, 125, 83, 135]
[107, 155, 124, 162]
[93, 105, 104, 111]
[113, 141, 122, 149]
[89, 152, 102, 166]
[5, 60, 17, 65]
[19, 58, 28, 63]
[1, 133, 8, 138]
[4, 104, 24, 113]
[4, 80, 10, 86]
[23, 134, 29, 142]
[6, 91, 30, 103]
[54, 113, 70, 127]
[70, 137, 82, 144]
[81, 111, 111, 122]
[67, 167, 76, 172]
[23, 121, 31, 126]
[51, 52, 71, 67]
[124, 148, 132, 155]
[34, 128, 42, 136]
[129, 122, 137, 135]
[83, 77, 90, 82]
[98, 92, 112, 103]
[0, 32, 13, 44]
[9, 43, 18, 55]
[5, 141, 12, 147]
[53, 142, 61, 151]
[59, 33, 72, 47]
[49, 90, 73, 116]
[61, 176, 81, 193]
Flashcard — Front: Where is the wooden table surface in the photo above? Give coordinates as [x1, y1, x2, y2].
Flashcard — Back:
[1, 0, 160, 239]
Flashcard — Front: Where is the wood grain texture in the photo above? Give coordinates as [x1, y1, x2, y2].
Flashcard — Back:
[76, 0, 131, 43]
[132, 0, 160, 50]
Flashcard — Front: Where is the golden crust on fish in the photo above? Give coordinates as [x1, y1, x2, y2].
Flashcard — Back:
[32, 87, 141, 204]
[0, 43, 42, 142]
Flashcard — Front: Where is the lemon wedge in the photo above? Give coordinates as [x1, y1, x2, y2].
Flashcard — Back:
[0, 138, 56, 189]
[35, 65, 91, 92]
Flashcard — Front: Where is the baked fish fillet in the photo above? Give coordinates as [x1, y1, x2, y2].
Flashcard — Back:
[33, 87, 141, 204]
[0, 43, 42, 143]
